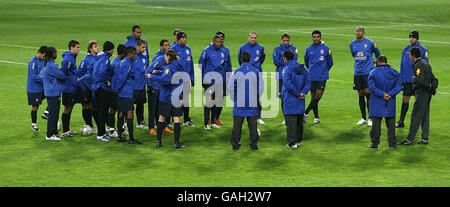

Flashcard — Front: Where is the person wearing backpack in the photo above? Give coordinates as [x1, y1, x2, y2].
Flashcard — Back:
[398, 47, 436, 145]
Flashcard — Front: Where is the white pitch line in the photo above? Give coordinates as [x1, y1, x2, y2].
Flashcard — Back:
[0, 60, 28, 66]
[0, 43, 87, 54]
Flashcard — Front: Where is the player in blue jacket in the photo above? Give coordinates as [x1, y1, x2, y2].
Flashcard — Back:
[146, 40, 172, 135]
[112, 46, 142, 144]
[152, 39, 170, 62]
[214, 31, 232, 126]
[42, 47, 65, 141]
[238, 31, 266, 125]
[171, 31, 195, 127]
[228, 52, 264, 151]
[349, 26, 381, 126]
[27, 46, 47, 131]
[77, 40, 99, 133]
[304, 30, 333, 124]
[133, 40, 149, 129]
[149, 49, 187, 149]
[171, 29, 183, 48]
[124, 25, 149, 65]
[107, 44, 127, 138]
[272, 32, 298, 124]
[282, 50, 311, 148]
[367, 56, 402, 149]
[199, 34, 229, 130]
[92, 41, 114, 141]
[396, 30, 429, 128]
[60, 40, 80, 137]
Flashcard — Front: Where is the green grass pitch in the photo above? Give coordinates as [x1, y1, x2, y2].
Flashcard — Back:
[0, 0, 449, 186]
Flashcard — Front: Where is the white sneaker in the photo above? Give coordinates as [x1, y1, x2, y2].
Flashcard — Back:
[257, 119, 265, 125]
[314, 118, 320, 124]
[281, 120, 285, 125]
[136, 124, 143, 129]
[46, 135, 61, 141]
[91, 127, 98, 134]
[286, 143, 298, 149]
[357, 118, 366, 125]
[367, 119, 373, 127]
[303, 114, 309, 123]
[110, 131, 118, 138]
[183, 121, 195, 127]
[123, 129, 129, 136]
[61, 131, 72, 138]
[68, 130, 77, 136]
[257, 128, 261, 136]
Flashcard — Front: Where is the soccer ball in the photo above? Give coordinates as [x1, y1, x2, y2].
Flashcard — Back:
[57, 121, 61, 131]
[80, 125, 92, 136]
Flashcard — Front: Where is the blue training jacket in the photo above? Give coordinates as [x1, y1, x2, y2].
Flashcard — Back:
[171, 42, 195, 82]
[27, 56, 44, 93]
[43, 60, 65, 97]
[282, 60, 310, 115]
[150, 60, 184, 104]
[349, 38, 381, 75]
[92, 51, 113, 92]
[368, 64, 402, 118]
[228, 62, 264, 117]
[124, 35, 149, 65]
[199, 44, 229, 85]
[152, 50, 165, 63]
[305, 42, 333, 81]
[133, 52, 148, 90]
[60, 51, 78, 94]
[112, 57, 135, 99]
[400, 42, 429, 83]
[77, 53, 97, 79]
[145, 55, 166, 91]
[238, 42, 265, 72]
[273, 43, 298, 80]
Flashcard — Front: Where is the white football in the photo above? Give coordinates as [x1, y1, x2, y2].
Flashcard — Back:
[80, 125, 92, 136]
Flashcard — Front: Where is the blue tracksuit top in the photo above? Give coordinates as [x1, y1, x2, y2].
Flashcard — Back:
[305, 42, 333, 81]
[133, 52, 148, 90]
[238, 42, 265, 72]
[77, 73, 92, 92]
[60, 51, 78, 94]
[349, 38, 381, 75]
[282, 60, 310, 115]
[368, 65, 402, 117]
[92, 51, 112, 92]
[199, 44, 229, 85]
[171, 42, 194, 82]
[228, 62, 264, 117]
[273, 43, 298, 80]
[150, 60, 184, 104]
[400, 42, 429, 83]
[77, 53, 97, 79]
[152, 50, 165, 63]
[113, 57, 135, 99]
[27, 56, 44, 93]
[43, 60, 65, 97]
[124, 35, 149, 65]
[145, 55, 166, 91]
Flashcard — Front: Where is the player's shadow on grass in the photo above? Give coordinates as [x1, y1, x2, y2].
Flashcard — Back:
[332, 126, 367, 144]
